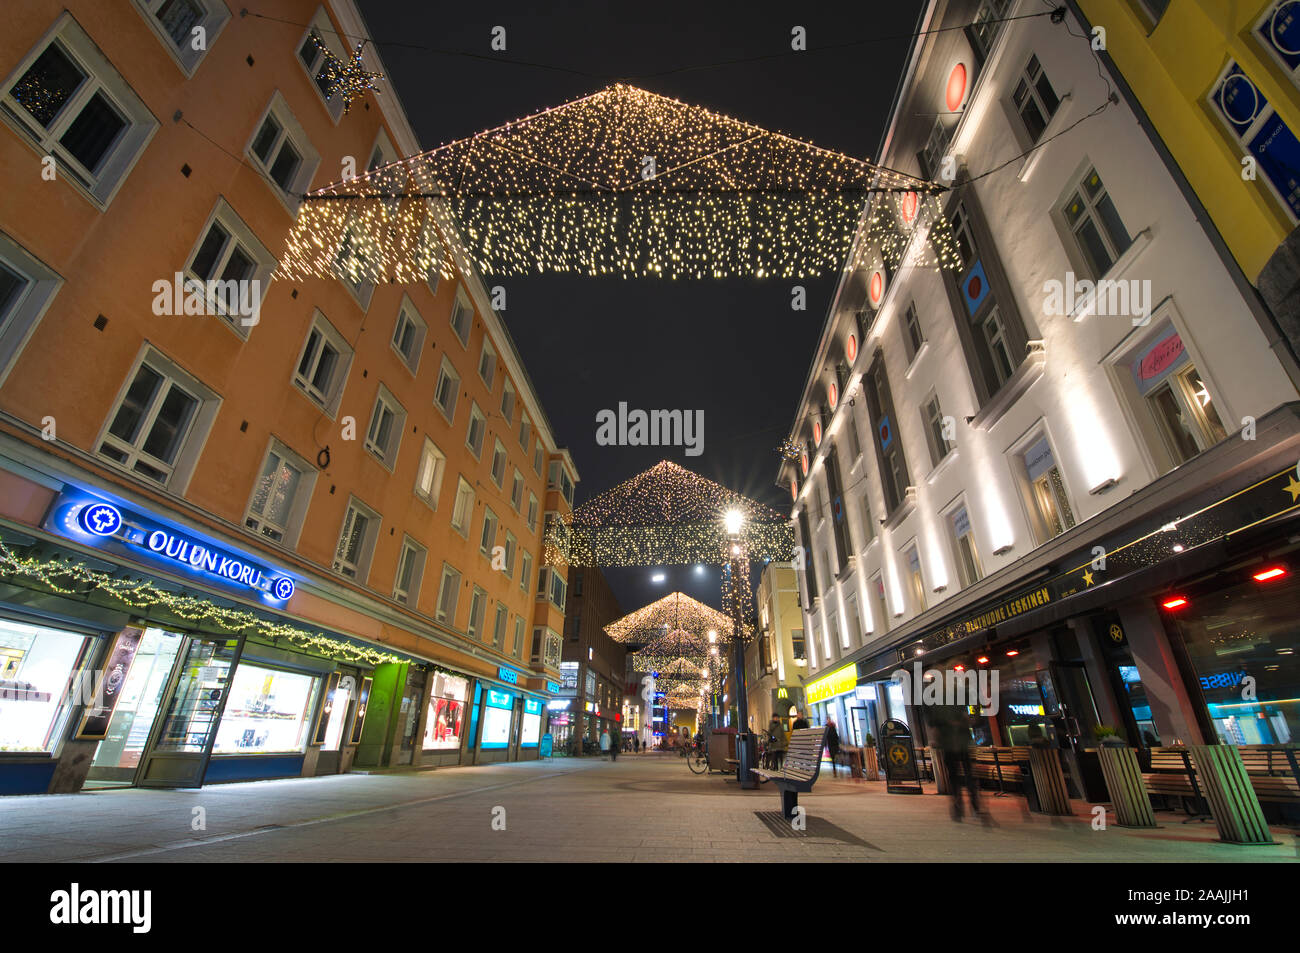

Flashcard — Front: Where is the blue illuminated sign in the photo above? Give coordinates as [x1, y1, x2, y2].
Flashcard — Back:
[48, 489, 295, 603]
[1198, 670, 1247, 691]
[485, 689, 514, 710]
[546, 681, 560, 693]
[498, 666, 519, 685]
[523, 698, 543, 715]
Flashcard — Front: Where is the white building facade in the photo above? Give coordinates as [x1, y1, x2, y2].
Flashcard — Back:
[781, 0, 1300, 777]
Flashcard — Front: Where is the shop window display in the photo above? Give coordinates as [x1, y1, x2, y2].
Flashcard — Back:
[1169, 576, 1299, 746]
[423, 672, 467, 750]
[152, 638, 235, 752]
[0, 619, 91, 752]
[88, 628, 184, 775]
[213, 663, 318, 754]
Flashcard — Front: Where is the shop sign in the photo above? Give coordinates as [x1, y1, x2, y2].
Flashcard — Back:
[547, 699, 571, 710]
[523, 698, 543, 715]
[498, 666, 519, 684]
[881, 719, 921, 793]
[806, 663, 857, 704]
[1199, 671, 1248, 691]
[1008, 704, 1045, 716]
[485, 689, 514, 710]
[48, 490, 294, 603]
[75, 626, 145, 740]
[546, 680, 560, 693]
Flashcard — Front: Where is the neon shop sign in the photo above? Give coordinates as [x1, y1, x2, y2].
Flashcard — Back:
[57, 494, 294, 602]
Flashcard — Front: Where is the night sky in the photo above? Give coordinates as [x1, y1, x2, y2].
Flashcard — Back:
[356, 0, 926, 613]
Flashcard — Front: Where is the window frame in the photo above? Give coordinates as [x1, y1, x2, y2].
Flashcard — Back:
[490, 438, 508, 488]
[413, 437, 446, 509]
[479, 506, 499, 557]
[333, 496, 381, 582]
[393, 536, 427, 606]
[243, 437, 316, 549]
[182, 199, 276, 339]
[364, 383, 406, 469]
[450, 289, 473, 348]
[0, 230, 62, 388]
[450, 476, 474, 538]
[295, 7, 347, 123]
[291, 310, 353, 416]
[132, 0, 232, 75]
[436, 562, 462, 624]
[433, 356, 460, 423]
[466, 402, 486, 459]
[478, 338, 497, 389]
[245, 91, 320, 213]
[391, 295, 427, 375]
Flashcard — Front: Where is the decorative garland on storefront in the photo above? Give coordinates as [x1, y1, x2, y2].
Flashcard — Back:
[0, 541, 405, 667]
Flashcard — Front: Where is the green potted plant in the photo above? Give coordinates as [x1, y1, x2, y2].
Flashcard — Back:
[1094, 724, 1126, 747]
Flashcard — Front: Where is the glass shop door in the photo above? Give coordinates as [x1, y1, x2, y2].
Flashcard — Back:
[136, 636, 243, 788]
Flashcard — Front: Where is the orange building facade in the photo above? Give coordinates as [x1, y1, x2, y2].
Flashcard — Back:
[0, 0, 576, 793]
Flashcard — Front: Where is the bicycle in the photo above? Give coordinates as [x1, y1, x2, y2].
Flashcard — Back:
[684, 736, 709, 774]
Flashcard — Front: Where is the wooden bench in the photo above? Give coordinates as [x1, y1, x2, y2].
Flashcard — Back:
[1140, 747, 1208, 816]
[752, 726, 827, 817]
[969, 746, 1028, 794]
[1236, 744, 1300, 806]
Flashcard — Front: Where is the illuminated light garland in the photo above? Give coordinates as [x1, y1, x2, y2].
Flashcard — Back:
[276, 84, 960, 281]
[0, 542, 404, 667]
[548, 460, 794, 568]
[311, 35, 383, 114]
[605, 592, 737, 643]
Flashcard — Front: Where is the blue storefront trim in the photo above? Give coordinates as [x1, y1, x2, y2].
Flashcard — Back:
[203, 754, 305, 783]
[0, 759, 57, 795]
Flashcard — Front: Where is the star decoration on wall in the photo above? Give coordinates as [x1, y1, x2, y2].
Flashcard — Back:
[312, 36, 383, 115]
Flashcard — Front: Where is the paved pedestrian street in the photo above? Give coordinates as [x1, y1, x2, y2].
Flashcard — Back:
[3, 753, 1296, 863]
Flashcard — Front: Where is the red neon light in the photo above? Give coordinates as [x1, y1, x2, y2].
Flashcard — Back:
[1161, 597, 1189, 610]
[1253, 567, 1287, 582]
[1005, 650, 1020, 657]
[976, 656, 989, 665]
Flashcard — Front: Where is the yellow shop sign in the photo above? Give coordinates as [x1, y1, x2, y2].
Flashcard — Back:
[806, 664, 857, 704]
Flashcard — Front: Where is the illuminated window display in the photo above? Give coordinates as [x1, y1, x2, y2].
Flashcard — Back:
[0, 619, 90, 752]
[423, 672, 467, 750]
[89, 628, 184, 776]
[521, 698, 542, 746]
[213, 663, 318, 754]
[153, 638, 235, 752]
[480, 689, 514, 748]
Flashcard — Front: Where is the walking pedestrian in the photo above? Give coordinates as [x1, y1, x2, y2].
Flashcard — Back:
[825, 717, 841, 777]
[611, 731, 620, 761]
[599, 728, 611, 761]
[633, 734, 640, 754]
[927, 704, 982, 821]
[792, 712, 810, 730]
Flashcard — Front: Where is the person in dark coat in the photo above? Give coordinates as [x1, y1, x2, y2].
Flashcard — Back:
[927, 704, 981, 821]
[825, 718, 841, 777]
[792, 712, 810, 730]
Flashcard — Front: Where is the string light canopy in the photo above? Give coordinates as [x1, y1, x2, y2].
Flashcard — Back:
[276, 83, 959, 282]
[605, 592, 737, 644]
[550, 460, 794, 568]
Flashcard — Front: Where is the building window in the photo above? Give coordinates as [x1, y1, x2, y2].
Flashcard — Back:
[296, 12, 347, 121]
[244, 440, 314, 546]
[843, 413, 862, 463]
[134, 0, 230, 72]
[1012, 54, 1060, 145]
[491, 604, 508, 647]
[436, 563, 461, 623]
[466, 402, 486, 458]
[549, 570, 567, 610]
[467, 587, 487, 638]
[333, 498, 380, 580]
[333, 228, 375, 310]
[905, 545, 926, 613]
[433, 357, 460, 422]
[478, 339, 497, 389]
[519, 415, 531, 450]
[950, 204, 978, 269]
[247, 93, 319, 206]
[948, 504, 983, 588]
[919, 116, 952, 180]
[792, 628, 807, 662]
[844, 596, 862, 648]
[490, 439, 507, 488]
[391, 299, 426, 373]
[450, 291, 472, 347]
[480, 507, 498, 556]
[365, 385, 406, 467]
[513, 616, 525, 657]
[1137, 0, 1170, 25]
[858, 494, 876, 549]
[500, 380, 515, 422]
[0, 618, 92, 753]
[98, 349, 216, 488]
[0, 231, 62, 386]
[394, 538, 426, 605]
[862, 353, 911, 514]
[548, 461, 574, 505]
[451, 476, 474, 536]
[901, 303, 925, 364]
[970, 0, 1012, 58]
[520, 550, 533, 593]
[511, 469, 524, 511]
[870, 573, 889, 634]
[1062, 167, 1132, 278]
[1, 16, 157, 207]
[1021, 434, 1076, 542]
[922, 392, 953, 468]
[293, 312, 352, 414]
[533, 443, 544, 476]
[980, 305, 1016, 389]
[414, 438, 446, 508]
[503, 531, 517, 577]
[184, 201, 275, 336]
[1126, 327, 1228, 466]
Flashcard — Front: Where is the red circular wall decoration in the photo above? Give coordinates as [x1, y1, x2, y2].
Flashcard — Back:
[901, 191, 919, 224]
[869, 269, 885, 307]
[828, 382, 838, 409]
[790, 480, 798, 502]
[812, 420, 823, 445]
[846, 333, 858, 364]
[800, 451, 809, 476]
[946, 62, 968, 113]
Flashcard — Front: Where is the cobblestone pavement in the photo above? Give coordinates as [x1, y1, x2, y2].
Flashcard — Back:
[2, 752, 1297, 862]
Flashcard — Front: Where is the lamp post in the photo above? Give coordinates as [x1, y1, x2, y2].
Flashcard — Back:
[724, 509, 757, 790]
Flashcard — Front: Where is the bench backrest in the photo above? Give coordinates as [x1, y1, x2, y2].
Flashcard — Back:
[784, 727, 827, 782]
[1148, 747, 1193, 771]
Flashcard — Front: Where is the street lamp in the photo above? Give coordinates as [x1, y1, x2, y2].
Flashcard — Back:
[723, 508, 757, 789]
